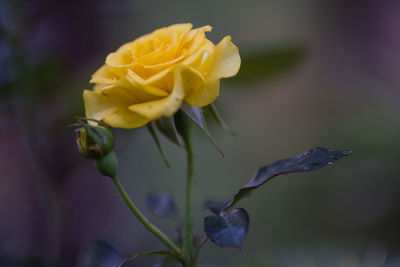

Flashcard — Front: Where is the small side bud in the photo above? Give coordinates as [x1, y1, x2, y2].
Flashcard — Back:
[94, 151, 119, 178]
[76, 125, 114, 159]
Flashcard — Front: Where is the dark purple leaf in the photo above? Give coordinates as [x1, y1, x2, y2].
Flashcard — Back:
[147, 123, 171, 168]
[206, 103, 236, 136]
[225, 147, 352, 210]
[204, 208, 249, 248]
[154, 117, 184, 147]
[203, 200, 229, 215]
[180, 103, 224, 156]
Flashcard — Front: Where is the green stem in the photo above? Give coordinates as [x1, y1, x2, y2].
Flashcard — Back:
[193, 236, 208, 266]
[112, 176, 182, 258]
[183, 133, 195, 266]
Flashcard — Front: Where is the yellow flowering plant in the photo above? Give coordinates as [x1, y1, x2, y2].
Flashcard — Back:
[73, 24, 351, 267]
[83, 23, 240, 129]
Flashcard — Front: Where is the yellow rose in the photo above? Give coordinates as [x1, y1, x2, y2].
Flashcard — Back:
[83, 23, 241, 129]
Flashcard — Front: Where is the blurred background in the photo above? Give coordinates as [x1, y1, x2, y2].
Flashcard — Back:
[1, 0, 400, 266]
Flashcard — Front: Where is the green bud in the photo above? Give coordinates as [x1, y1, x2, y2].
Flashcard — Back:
[94, 151, 119, 178]
[76, 125, 114, 159]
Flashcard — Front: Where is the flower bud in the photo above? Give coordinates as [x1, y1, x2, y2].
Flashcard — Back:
[76, 125, 114, 159]
[94, 151, 119, 178]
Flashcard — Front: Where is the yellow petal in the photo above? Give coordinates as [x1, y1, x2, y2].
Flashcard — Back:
[100, 85, 139, 104]
[116, 40, 135, 53]
[183, 40, 215, 69]
[90, 65, 119, 85]
[128, 68, 172, 92]
[93, 84, 107, 93]
[103, 110, 149, 129]
[180, 65, 205, 95]
[128, 65, 189, 120]
[84, 90, 120, 121]
[118, 75, 168, 99]
[104, 51, 135, 78]
[184, 25, 212, 55]
[105, 51, 134, 67]
[143, 54, 186, 72]
[133, 41, 168, 65]
[134, 33, 186, 75]
[207, 36, 241, 81]
[96, 76, 168, 109]
[152, 23, 193, 43]
[184, 79, 220, 107]
[149, 34, 184, 64]
[128, 35, 161, 58]
[84, 90, 148, 129]
[183, 37, 239, 106]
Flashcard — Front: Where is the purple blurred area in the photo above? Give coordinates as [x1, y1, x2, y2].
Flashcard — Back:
[1, 0, 400, 266]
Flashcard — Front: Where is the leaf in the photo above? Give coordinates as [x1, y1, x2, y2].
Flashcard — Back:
[147, 123, 171, 168]
[77, 240, 122, 267]
[147, 192, 178, 218]
[203, 200, 229, 215]
[204, 208, 250, 248]
[232, 43, 304, 83]
[225, 147, 352, 210]
[180, 102, 224, 156]
[119, 250, 179, 267]
[205, 103, 236, 136]
[154, 116, 184, 147]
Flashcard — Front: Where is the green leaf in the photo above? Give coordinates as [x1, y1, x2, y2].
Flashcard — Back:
[232, 43, 304, 83]
[147, 123, 171, 168]
[154, 117, 184, 147]
[77, 240, 122, 267]
[180, 103, 224, 156]
[225, 147, 352, 210]
[146, 192, 178, 218]
[204, 208, 250, 248]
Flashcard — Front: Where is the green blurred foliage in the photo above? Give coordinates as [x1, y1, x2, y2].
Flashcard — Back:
[231, 44, 305, 83]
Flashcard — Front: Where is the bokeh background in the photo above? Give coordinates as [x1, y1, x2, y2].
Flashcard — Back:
[1, 0, 400, 266]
